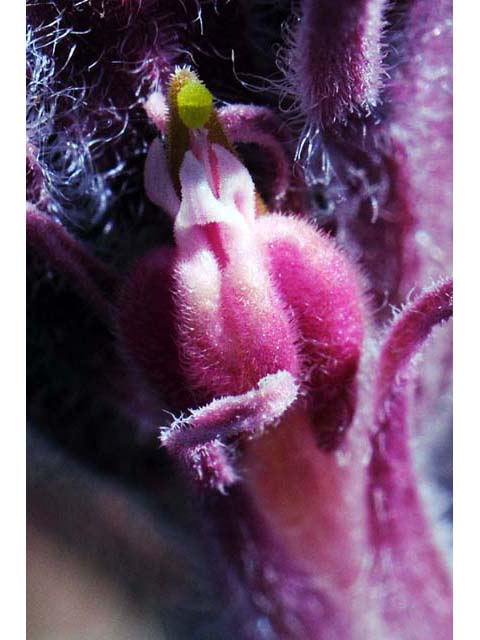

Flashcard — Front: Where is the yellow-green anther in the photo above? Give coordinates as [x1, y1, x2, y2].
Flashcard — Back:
[177, 81, 213, 129]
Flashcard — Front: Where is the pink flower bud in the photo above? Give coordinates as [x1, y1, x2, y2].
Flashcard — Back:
[119, 132, 366, 488]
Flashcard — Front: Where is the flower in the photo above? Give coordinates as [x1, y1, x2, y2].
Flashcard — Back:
[27, 2, 452, 639]
[118, 70, 365, 493]
[115, 69, 452, 639]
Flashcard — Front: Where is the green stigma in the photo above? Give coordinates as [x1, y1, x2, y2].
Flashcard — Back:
[177, 81, 213, 129]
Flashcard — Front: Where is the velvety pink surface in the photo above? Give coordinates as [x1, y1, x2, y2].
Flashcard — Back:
[27, 2, 452, 637]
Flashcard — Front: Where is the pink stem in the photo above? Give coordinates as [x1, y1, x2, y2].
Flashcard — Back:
[289, 0, 387, 126]
[367, 279, 453, 638]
